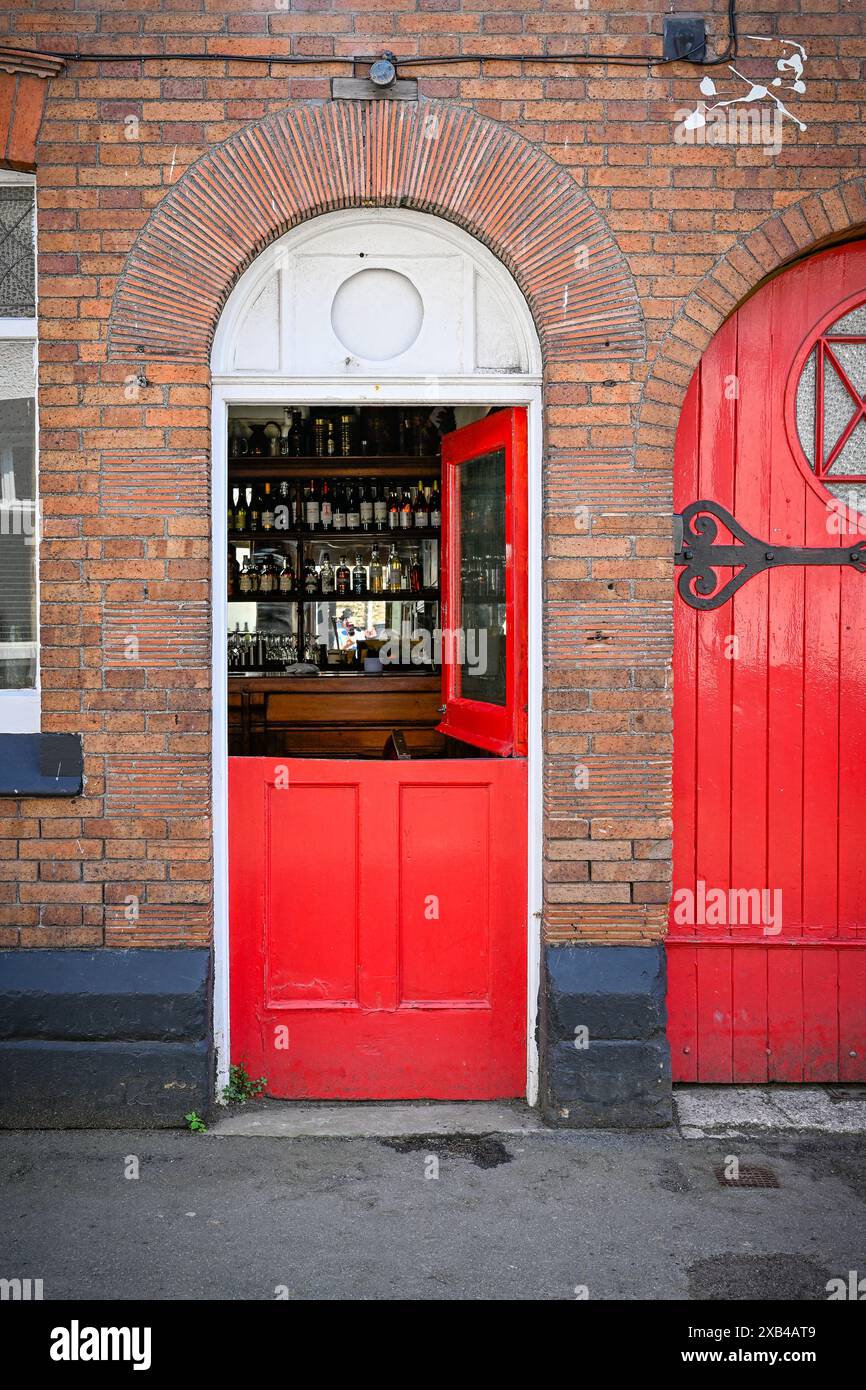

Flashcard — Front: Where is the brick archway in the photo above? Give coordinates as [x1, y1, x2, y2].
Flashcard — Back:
[636, 177, 866, 470]
[107, 99, 643, 366]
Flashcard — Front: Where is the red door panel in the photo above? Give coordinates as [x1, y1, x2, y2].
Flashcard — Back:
[267, 780, 360, 1005]
[670, 241, 866, 1083]
[398, 782, 491, 1004]
[230, 757, 527, 1099]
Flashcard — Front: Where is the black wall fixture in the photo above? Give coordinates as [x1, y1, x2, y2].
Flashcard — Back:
[663, 15, 707, 64]
[0, 733, 83, 797]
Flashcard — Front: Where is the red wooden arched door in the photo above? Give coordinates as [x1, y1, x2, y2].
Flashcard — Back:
[670, 241, 866, 1083]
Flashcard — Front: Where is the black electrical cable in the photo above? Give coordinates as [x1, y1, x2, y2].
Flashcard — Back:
[29, 1, 739, 73]
[402, 0, 738, 70]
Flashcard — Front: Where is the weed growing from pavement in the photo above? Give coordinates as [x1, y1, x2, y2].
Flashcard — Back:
[222, 1063, 267, 1105]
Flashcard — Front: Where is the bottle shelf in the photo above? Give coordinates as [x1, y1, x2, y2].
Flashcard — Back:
[229, 455, 439, 480]
[229, 527, 441, 543]
[230, 592, 303, 604]
[231, 589, 440, 605]
[308, 589, 439, 603]
[304, 526, 440, 541]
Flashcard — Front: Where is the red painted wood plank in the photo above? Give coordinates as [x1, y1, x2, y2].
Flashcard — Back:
[695, 946, 733, 1082]
[766, 280, 806, 940]
[667, 944, 698, 1081]
[767, 948, 804, 1082]
[671, 373, 699, 929]
[732, 948, 769, 1082]
[693, 328, 736, 926]
[802, 950, 839, 1081]
[837, 565, 866, 940]
[839, 951, 866, 1082]
[729, 291, 771, 945]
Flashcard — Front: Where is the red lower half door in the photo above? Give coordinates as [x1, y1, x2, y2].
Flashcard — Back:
[229, 756, 528, 1099]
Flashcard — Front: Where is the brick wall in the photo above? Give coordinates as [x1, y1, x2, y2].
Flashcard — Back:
[0, 1, 863, 950]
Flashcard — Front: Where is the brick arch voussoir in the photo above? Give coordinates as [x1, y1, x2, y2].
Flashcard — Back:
[636, 177, 866, 470]
[108, 99, 644, 366]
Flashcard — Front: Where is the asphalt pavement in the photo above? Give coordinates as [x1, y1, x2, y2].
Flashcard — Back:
[2, 1122, 865, 1300]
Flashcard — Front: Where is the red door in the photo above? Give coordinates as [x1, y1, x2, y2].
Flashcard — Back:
[230, 409, 529, 1099]
[669, 243, 866, 1083]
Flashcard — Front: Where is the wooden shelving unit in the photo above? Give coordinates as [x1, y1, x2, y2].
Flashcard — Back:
[229, 455, 439, 481]
[228, 437, 442, 682]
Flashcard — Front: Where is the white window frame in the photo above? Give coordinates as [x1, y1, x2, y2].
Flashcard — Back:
[0, 169, 39, 732]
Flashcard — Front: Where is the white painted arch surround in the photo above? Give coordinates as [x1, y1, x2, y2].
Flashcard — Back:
[211, 208, 544, 1103]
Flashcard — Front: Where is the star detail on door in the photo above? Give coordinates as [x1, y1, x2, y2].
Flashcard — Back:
[795, 302, 866, 490]
[813, 335, 866, 482]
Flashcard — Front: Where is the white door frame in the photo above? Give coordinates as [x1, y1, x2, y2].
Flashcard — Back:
[211, 376, 543, 1103]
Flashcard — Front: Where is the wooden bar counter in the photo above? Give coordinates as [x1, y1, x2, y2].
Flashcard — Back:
[228, 670, 445, 758]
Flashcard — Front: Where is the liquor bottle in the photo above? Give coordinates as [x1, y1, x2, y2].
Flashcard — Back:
[290, 410, 304, 457]
[320, 481, 333, 531]
[429, 479, 441, 529]
[227, 545, 240, 599]
[335, 556, 351, 597]
[305, 478, 320, 530]
[409, 549, 423, 594]
[352, 555, 366, 596]
[235, 487, 249, 533]
[303, 558, 319, 595]
[387, 545, 403, 592]
[228, 487, 238, 532]
[369, 547, 383, 594]
[387, 486, 400, 531]
[400, 485, 413, 529]
[241, 622, 253, 666]
[326, 420, 336, 457]
[346, 482, 360, 531]
[275, 481, 290, 533]
[278, 556, 295, 594]
[238, 556, 255, 595]
[261, 483, 275, 532]
[279, 407, 292, 456]
[332, 482, 346, 531]
[372, 479, 387, 532]
[311, 416, 327, 457]
[340, 413, 355, 457]
[413, 480, 428, 529]
[359, 481, 373, 532]
[320, 553, 335, 594]
[249, 485, 262, 532]
[259, 553, 277, 595]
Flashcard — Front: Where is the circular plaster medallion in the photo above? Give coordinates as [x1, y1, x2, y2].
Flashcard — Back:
[331, 268, 424, 361]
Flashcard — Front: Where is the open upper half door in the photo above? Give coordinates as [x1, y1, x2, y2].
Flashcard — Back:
[437, 407, 528, 757]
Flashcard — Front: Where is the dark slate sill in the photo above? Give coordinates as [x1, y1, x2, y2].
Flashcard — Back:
[0, 733, 83, 796]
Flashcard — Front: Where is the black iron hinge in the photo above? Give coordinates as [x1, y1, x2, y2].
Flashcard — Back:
[674, 499, 866, 611]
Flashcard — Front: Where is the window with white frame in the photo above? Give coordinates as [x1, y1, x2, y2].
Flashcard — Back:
[0, 172, 38, 731]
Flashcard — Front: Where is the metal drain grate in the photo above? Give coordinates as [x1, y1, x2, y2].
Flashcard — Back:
[715, 1164, 780, 1189]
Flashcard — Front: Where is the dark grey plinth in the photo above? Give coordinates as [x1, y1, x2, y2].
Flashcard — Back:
[540, 943, 672, 1128]
[0, 949, 212, 1128]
